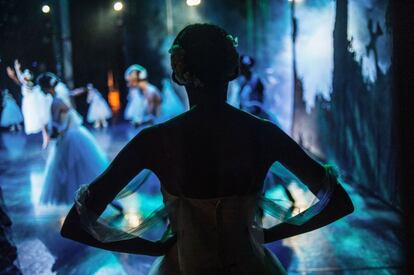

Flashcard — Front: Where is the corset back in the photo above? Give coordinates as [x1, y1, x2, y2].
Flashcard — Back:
[156, 189, 284, 275]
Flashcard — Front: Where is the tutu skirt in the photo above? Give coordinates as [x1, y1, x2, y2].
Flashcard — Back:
[87, 96, 112, 123]
[124, 91, 147, 123]
[159, 80, 185, 122]
[40, 126, 109, 205]
[22, 89, 51, 134]
[1, 98, 24, 127]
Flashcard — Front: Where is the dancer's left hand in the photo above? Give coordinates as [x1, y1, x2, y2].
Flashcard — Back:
[42, 136, 50, 149]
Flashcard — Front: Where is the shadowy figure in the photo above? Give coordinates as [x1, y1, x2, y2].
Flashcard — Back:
[234, 55, 297, 207]
[61, 24, 354, 274]
[238, 55, 267, 118]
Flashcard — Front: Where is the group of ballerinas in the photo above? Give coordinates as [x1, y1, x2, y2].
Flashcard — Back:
[0, 61, 113, 208]
[1, 60, 112, 135]
[36, 63, 186, 209]
[1, 60, 187, 211]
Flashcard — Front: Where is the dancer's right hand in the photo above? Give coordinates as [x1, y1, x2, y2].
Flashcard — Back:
[6, 67, 15, 78]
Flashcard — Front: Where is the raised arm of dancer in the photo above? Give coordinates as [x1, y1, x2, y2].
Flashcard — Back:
[261, 121, 354, 243]
[61, 126, 175, 256]
[13, 60, 26, 85]
[6, 66, 21, 86]
[70, 87, 87, 97]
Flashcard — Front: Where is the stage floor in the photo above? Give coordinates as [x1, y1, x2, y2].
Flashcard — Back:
[0, 123, 403, 274]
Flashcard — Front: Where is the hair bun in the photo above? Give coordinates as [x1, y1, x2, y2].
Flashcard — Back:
[170, 23, 239, 88]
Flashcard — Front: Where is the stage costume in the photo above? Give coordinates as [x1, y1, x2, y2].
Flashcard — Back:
[86, 86, 112, 128]
[0, 90, 23, 131]
[40, 97, 108, 205]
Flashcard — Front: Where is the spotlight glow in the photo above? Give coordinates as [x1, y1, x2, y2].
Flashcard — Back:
[113, 1, 124, 11]
[41, 5, 51, 14]
[125, 213, 141, 228]
[186, 0, 201, 7]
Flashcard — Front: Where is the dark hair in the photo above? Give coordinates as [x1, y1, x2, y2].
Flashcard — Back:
[170, 23, 239, 88]
[36, 72, 60, 93]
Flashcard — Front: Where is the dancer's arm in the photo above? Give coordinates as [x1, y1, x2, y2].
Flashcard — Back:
[262, 121, 354, 243]
[61, 126, 175, 255]
[70, 87, 87, 97]
[6, 67, 21, 86]
[41, 126, 50, 149]
[13, 60, 26, 85]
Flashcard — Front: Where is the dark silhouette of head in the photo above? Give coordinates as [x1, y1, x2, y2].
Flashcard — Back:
[36, 72, 60, 94]
[169, 23, 239, 98]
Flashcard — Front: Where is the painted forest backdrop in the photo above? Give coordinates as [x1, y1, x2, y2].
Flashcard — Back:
[291, 0, 395, 208]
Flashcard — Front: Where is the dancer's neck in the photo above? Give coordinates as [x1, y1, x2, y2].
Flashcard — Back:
[187, 84, 227, 109]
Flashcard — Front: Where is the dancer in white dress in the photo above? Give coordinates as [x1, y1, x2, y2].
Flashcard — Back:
[85, 83, 112, 128]
[124, 65, 162, 126]
[6, 60, 50, 137]
[0, 89, 23, 131]
[36, 73, 108, 205]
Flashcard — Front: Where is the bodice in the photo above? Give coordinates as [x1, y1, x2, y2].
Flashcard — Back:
[160, 188, 269, 274]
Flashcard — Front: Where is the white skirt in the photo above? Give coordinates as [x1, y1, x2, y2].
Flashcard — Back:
[22, 90, 51, 134]
[124, 94, 147, 123]
[40, 125, 109, 205]
[1, 98, 24, 127]
[87, 96, 112, 123]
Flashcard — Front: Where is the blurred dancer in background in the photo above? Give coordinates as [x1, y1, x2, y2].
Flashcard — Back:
[36, 74, 107, 205]
[85, 83, 112, 128]
[124, 64, 161, 127]
[0, 89, 23, 131]
[237, 55, 268, 119]
[7, 60, 50, 142]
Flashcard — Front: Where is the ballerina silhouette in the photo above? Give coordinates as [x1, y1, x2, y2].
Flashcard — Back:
[61, 23, 354, 274]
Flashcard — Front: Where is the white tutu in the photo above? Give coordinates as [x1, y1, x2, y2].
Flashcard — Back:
[159, 79, 185, 121]
[1, 93, 24, 127]
[124, 88, 147, 123]
[21, 85, 51, 134]
[87, 90, 112, 123]
[41, 107, 108, 205]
